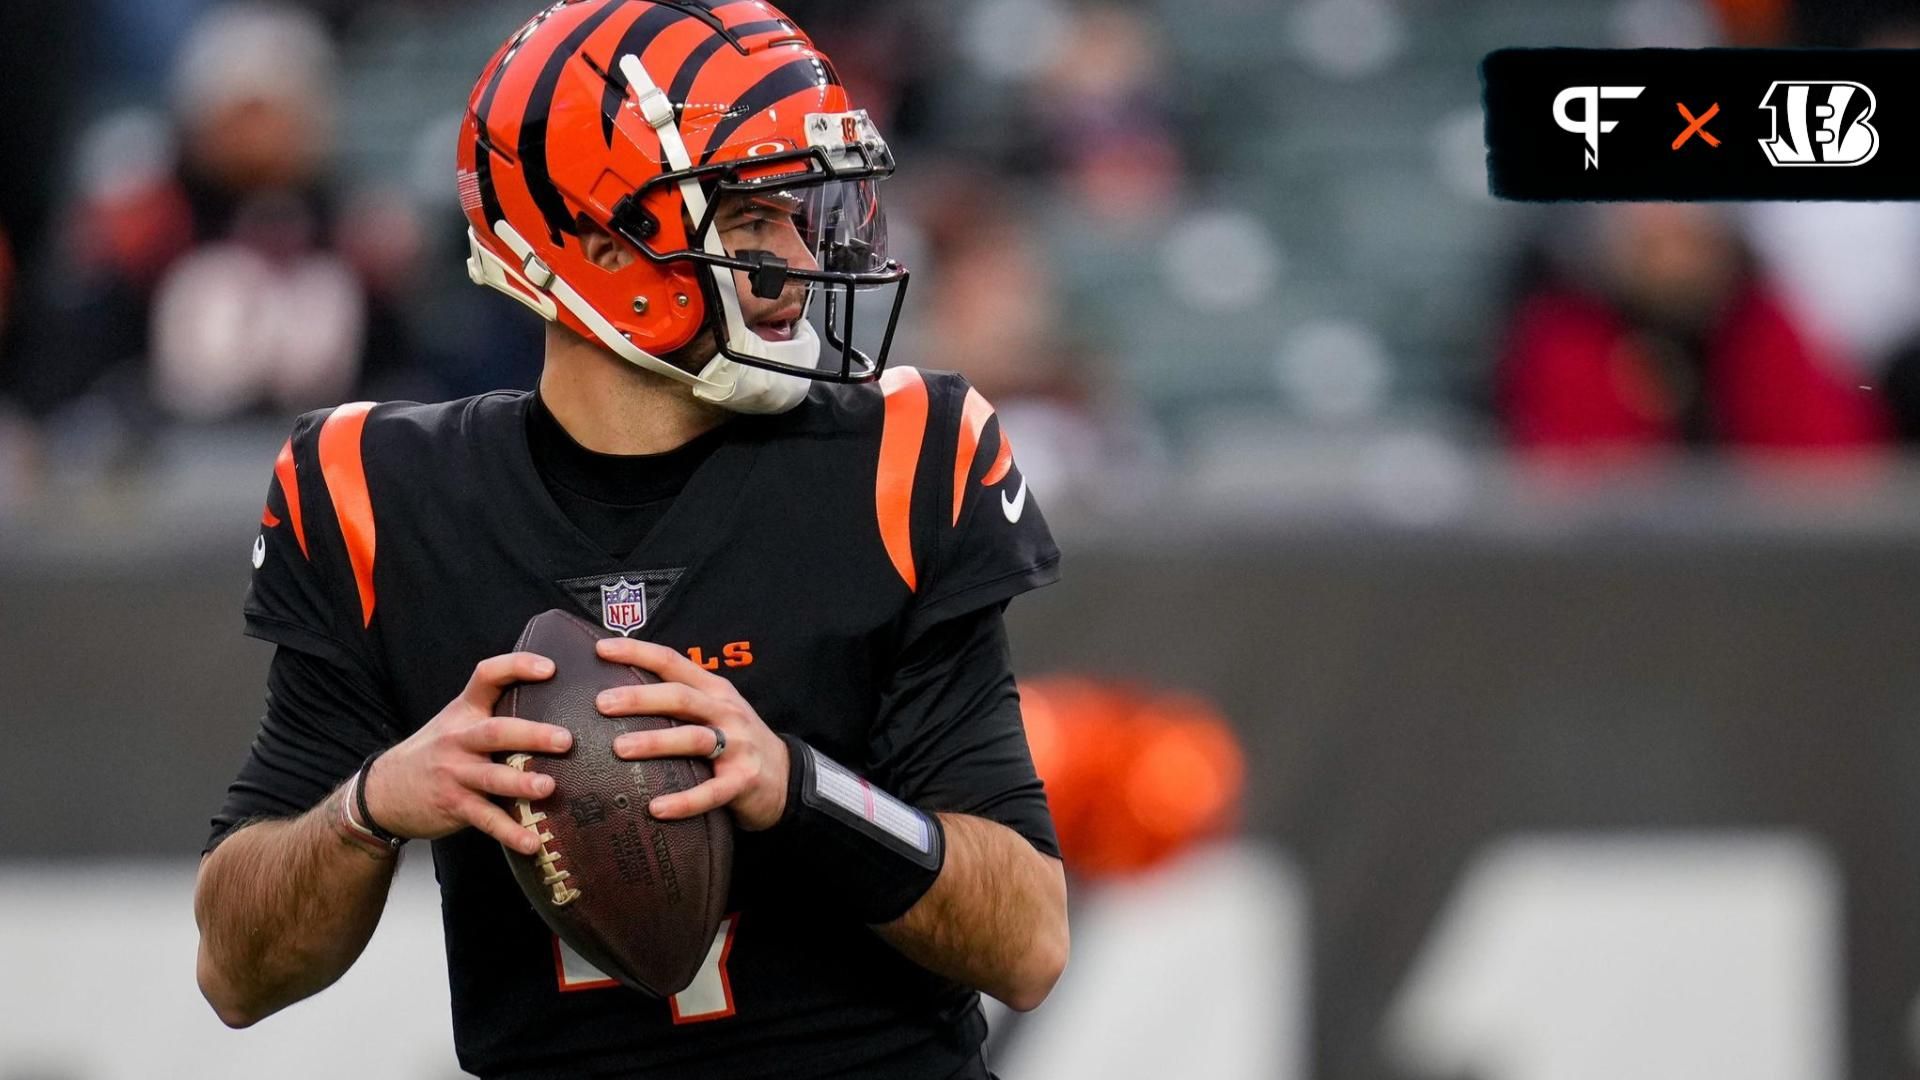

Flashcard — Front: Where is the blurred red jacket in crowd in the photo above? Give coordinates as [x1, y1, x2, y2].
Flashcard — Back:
[1497, 284, 1891, 456]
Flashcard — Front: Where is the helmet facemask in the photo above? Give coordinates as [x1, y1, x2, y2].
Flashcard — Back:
[611, 107, 910, 388]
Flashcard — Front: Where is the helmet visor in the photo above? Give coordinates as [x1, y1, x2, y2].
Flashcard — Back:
[711, 109, 896, 281]
[726, 178, 890, 280]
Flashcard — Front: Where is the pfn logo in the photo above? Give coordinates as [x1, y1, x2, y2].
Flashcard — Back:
[1758, 81, 1879, 166]
[1553, 85, 1645, 169]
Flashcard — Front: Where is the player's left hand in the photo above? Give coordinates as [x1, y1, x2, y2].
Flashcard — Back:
[594, 637, 789, 831]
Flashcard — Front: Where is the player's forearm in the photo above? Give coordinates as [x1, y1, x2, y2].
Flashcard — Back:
[194, 788, 397, 1027]
[874, 813, 1069, 1011]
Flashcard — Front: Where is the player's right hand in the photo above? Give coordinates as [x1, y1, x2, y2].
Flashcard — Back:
[361, 652, 572, 855]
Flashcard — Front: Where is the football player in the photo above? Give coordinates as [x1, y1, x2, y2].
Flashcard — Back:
[192, 3, 1068, 1078]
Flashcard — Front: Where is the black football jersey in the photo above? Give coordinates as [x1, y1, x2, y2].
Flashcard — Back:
[222, 367, 1061, 1079]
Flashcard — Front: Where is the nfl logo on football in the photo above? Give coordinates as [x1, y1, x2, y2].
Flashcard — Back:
[600, 578, 648, 636]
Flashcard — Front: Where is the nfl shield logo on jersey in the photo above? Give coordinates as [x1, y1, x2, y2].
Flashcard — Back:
[600, 578, 648, 636]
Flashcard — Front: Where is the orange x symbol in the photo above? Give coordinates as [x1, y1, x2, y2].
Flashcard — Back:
[1672, 102, 1720, 149]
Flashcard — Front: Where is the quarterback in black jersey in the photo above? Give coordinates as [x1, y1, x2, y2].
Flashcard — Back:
[192, 4, 1069, 1079]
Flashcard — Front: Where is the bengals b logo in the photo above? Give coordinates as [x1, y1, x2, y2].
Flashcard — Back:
[1758, 81, 1879, 167]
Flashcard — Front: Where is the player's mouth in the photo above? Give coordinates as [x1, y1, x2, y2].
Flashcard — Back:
[751, 306, 804, 342]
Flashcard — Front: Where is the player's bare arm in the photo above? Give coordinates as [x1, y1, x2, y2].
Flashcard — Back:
[596, 636, 1071, 1011]
[875, 815, 1068, 1013]
[194, 790, 399, 1028]
[194, 651, 568, 1026]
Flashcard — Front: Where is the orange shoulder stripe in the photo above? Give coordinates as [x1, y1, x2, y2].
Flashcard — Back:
[876, 367, 928, 591]
[982, 426, 1015, 487]
[273, 437, 307, 558]
[953, 387, 996, 526]
[318, 402, 379, 627]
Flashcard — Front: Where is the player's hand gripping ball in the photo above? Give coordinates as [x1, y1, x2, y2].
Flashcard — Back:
[492, 609, 734, 997]
[592, 636, 791, 832]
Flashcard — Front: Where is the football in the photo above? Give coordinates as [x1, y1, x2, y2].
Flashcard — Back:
[493, 608, 733, 997]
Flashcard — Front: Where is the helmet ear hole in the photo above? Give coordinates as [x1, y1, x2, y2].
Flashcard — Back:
[575, 215, 636, 272]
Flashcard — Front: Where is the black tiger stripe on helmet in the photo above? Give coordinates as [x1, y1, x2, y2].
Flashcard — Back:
[596, 3, 693, 146]
[517, 0, 631, 244]
[694, 56, 840, 165]
[469, 2, 562, 232]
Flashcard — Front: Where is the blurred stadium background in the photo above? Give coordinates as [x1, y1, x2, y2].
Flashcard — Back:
[6, 0, 1920, 1077]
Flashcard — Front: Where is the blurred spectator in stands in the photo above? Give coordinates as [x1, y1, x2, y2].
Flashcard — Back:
[1739, 10, 1920, 445]
[1030, 4, 1183, 225]
[776, 0, 938, 145]
[910, 172, 1160, 501]
[1850, 11, 1920, 444]
[1791, 0, 1913, 44]
[1706, 0, 1791, 43]
[0, 0, 90, 381]
[13, 3, 421, 446]
[1495, 202, 1890, 460]
[0, 225, 22, 506]
[0, 228, 14, 348]
[98, 0, 210, 91]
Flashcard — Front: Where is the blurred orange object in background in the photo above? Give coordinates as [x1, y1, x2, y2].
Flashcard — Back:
[1708, 0, 1790, 44]
[1021, 677, 1245, 879]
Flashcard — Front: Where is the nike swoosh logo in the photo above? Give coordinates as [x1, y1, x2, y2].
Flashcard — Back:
[1000, 477, 1029, 523]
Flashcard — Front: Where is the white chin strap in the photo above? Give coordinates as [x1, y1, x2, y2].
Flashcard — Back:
[468, 51, 827, 415]
[470, 220, 815, 415]
[617, 54, 824, 372]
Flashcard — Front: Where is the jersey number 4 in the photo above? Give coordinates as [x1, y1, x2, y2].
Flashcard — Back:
[552, 914, 739, 1024]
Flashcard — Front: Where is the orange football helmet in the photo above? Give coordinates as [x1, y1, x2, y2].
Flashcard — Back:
[458, 0, 908, 413]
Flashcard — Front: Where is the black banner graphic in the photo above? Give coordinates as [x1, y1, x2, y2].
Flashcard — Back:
[1483, 48, 1920, 200]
